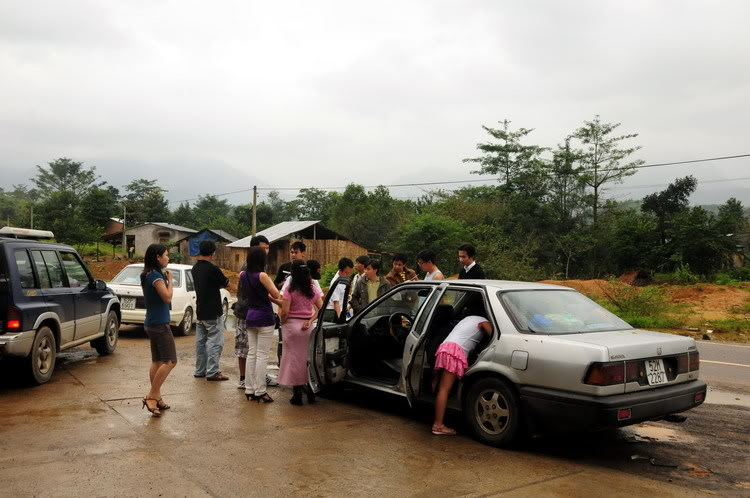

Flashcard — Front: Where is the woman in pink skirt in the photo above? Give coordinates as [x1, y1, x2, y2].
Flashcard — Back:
[432, 309, 493, 435]
[278, 260, 324, 405]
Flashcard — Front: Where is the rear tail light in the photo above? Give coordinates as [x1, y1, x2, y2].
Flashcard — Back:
[694, 392, 704, 403]
[584, 361, 625, 386]
[677, 353, 689, 374]
[625, 361, 640, 383]
[689, 351, 700, 371]
[617, 408, 632, 420]
[6, 306, 22, 331]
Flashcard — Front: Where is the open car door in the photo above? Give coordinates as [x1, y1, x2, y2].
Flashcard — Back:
[308, 276, 352, 393]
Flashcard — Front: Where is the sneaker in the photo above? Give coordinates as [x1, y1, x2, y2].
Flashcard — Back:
[237, 379, 246, 389]
[266, 375, 279, 386]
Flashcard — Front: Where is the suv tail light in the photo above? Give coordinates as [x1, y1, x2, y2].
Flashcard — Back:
[584, 361, 625, 386]
[6, 306, 22, 331]
[689, 351, 700, 371]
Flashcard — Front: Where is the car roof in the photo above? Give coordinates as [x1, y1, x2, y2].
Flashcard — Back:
[0, 238, 76, 252]
[122, 263, 194, 270]
[397, 279, 574, 292]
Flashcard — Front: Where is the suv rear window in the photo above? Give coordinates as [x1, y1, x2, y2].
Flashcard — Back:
[14, 249, 36, 289]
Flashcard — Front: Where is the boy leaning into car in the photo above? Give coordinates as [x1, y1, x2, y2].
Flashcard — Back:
[191, 240, 230, 381]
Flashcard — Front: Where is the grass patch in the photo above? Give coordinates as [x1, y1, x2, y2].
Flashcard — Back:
[705, 318, 750, 332]
[594, 278, 689, 330]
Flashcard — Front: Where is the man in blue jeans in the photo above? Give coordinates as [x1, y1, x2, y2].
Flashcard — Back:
[191, 240, 230, 381]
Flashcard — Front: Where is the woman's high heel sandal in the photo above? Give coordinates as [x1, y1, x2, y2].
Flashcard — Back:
[290, 386, 303, 406]
[142, 397, 161, 417]
[245, 393, 258, 401]
[257, 393, 274, 403]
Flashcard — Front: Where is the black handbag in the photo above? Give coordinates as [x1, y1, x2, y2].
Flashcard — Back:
[233, 272, 250, 318]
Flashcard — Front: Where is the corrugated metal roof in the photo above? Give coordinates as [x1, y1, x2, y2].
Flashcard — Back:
[228, 220, 321, 248]
[209, 229, 238, 242]
[150, 222, 198, 233]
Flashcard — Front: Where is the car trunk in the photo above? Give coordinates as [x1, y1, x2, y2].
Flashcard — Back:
[107, 283, 145, 310]
[558, 329, 699, 393]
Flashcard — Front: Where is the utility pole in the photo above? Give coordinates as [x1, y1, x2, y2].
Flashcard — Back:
[251, 186, 257, 236]
[122, 205, 127, 254]
[30, 206, 34, 229]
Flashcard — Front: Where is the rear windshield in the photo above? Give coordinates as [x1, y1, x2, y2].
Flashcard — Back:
[499, 290, 632, 334]
[112, 267, 181, 287]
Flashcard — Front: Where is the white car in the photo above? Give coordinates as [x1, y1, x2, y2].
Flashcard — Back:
[108, 264, 230, 336]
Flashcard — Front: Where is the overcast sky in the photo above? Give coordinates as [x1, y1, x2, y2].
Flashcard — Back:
[1, 1, 748, 206]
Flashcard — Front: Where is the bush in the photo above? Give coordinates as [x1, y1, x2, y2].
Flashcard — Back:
[652, 263, 700, 285]
[319, 263, 338, 289]
[729, 267, 750, 281]
[599, 278, 671, 317]
[169, 251, 182, 264]
[714, 273, 737, 286]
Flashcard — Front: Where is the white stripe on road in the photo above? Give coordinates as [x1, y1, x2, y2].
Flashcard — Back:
[701, 360, 750, 368]
[697, 341, 750, 349]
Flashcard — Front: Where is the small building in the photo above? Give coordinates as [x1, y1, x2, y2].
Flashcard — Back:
[227, 221, 370, 273]
[104, 218, 124, 237]
[121, 222, 198, 256]
[177, 229, 238, 267]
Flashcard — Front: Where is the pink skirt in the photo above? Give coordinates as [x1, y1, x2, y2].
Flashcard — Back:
[277, 319, 314, 387]
[434, 341, 469, 378]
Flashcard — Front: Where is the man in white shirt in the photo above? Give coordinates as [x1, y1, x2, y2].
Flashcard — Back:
[324, 257, 354, 321]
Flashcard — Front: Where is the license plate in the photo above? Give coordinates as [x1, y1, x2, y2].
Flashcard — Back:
[121, 297, 136, 310]
[646, 359, 668, 385]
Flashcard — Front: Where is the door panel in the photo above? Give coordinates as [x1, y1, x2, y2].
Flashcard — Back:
[308, 277, 351, 392]
[32, 250, 76, 345]
[60, 252, 103, 339]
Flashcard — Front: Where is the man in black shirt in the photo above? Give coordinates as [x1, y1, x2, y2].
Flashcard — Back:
[458, 243, 486, 279]
[191, 240, 230, 381]
[273, 240, 306, 289]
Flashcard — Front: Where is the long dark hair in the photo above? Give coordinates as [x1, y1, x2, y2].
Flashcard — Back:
[246, 246, 266, 273]
[142, 244, 168, 280]
[288, 259, 314, 298]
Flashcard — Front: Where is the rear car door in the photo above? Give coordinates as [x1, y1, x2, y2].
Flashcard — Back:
[30, 249, 76, 344]
[59, 251, 104, 340]
[308, 277, 351, 393]
[8, 248, 49, 335]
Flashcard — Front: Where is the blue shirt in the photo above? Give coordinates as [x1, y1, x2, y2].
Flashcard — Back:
[142, 271, 171, 325]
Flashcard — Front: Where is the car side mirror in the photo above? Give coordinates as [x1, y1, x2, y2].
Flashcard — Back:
[96, 280, 107, 291]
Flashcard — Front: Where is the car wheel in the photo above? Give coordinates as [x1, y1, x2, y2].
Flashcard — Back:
[28, 326, 57, 385]
[463, 376, 522, 447]
[176, 307, 193, 336]
[92, 310, 119, 355]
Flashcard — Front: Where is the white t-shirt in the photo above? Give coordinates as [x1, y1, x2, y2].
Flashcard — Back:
[326, 272, 346, 310]
[424, 269, 443, 281]
[444, 316, 488, 355]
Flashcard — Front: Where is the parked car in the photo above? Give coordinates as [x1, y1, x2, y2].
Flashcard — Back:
[0, 232, 120, 384]
[308, 279, 706, 447]
[107, 263, 230, 335]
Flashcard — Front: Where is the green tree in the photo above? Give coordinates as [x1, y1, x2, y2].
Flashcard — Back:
[463, 119, 546, 188]
[193, 195, 232, 228]
[33, 158, 100, 199]
[296, 188, 336, 223]
[573, 116, 643, 225]
[641, 176, 697, 244]
[670, 207, 731, 275]
[123, 179, 170, 225]
[80, 186, 120, 229]
[172, 202, 195, 229]
[395, 213, 467, 275]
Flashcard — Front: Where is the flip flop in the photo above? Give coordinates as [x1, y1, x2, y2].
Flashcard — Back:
[431, 424, 457, 436]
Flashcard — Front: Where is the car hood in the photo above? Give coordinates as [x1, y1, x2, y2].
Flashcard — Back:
[554, 329, 694, 360]
[107, 283, 144, 297]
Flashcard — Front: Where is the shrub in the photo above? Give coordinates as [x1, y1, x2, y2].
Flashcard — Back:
[670, 263, 700, 285]
[729, 267, 750, 281]
[599, 278, 670, 317]
[319, 263, 338, 289]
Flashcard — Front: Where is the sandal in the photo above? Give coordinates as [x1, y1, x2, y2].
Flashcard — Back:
[156, 398, 171, 410]
[142, 397, 161, 417]
[257, 393, 274, 403]
[431, 424, 456, 436]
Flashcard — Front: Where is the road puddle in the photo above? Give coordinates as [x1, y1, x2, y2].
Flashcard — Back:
[704, 387, 750, 408]
[625, 423, 697, 444]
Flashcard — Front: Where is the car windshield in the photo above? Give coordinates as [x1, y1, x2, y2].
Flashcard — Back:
[112, 267, 181, 287]
[499, 290, 632, 334]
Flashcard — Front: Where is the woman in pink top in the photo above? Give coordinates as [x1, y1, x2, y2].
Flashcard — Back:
[278, 260, 324, 405]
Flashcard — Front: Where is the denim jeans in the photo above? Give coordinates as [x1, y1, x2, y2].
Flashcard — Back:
[195, 316, 224, 377]
[244, 325, 274, 396]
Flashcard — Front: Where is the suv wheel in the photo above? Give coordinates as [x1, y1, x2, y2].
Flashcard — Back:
[176, 307, 193, 336]
[92, 310, 119, 355]
[29, 326, 56, 385]
[463, 376, 522, 447]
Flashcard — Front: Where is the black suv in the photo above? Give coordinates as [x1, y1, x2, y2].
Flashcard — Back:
[0, 236, 120, 384]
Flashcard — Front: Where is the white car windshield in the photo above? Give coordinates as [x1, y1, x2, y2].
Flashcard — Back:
[112, 267, 181, 287]
[499, 290, 632, 334]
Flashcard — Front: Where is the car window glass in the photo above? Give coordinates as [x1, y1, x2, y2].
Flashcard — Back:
[185, 271, 194, 292]
[30, 250, 52, 289]
[60, 252, 91, 288]
[41, 251, 65, 288]
[171, 270, 181, 287]
[499, 290, 632, 334]
[363, 287, 432, 320]
[14, 249, 36, 289]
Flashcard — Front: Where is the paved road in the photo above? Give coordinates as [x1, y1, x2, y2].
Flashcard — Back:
[696, 341, 750, 393]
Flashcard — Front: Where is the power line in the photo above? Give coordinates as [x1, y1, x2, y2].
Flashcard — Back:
[611, 175, 750, 190]
[167, 152, 750, 204]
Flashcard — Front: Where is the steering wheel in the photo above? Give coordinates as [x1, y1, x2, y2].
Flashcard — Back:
[388, 312, 414, 343]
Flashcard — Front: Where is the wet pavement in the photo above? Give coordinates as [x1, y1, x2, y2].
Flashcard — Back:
[1, 325, 748, 497]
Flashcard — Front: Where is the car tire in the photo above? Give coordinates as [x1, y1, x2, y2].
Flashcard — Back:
[176, 307, 193, 336]
[92, 310, 119, 355]
[28, 326, 57, 385]
[463, 376, 522, 447]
